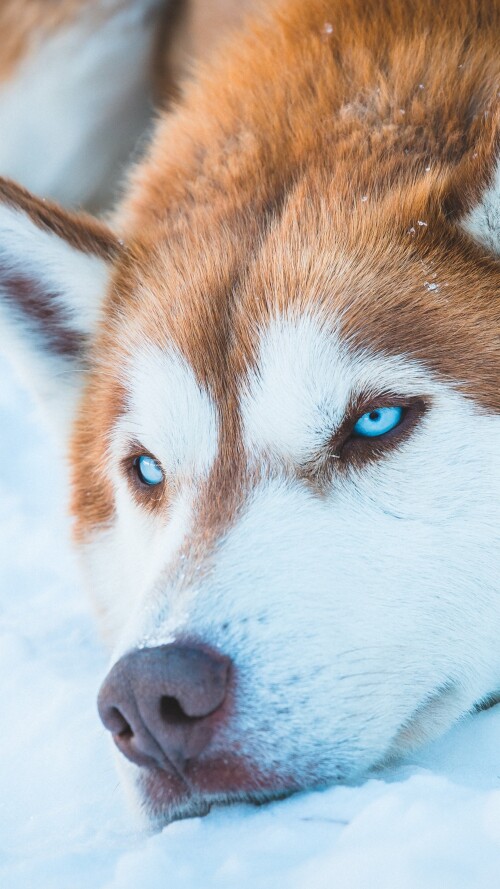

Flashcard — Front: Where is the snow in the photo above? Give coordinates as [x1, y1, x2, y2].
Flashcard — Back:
[1, 352, 500, 888]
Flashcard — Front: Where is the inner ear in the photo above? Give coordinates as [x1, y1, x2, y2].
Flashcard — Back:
[459, 155, 500, 259]
[1, 270, 84, 359]
[443, 144, 500, 260]
[0, 177, 122, 427]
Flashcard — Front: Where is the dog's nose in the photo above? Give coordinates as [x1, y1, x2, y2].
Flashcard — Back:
[97, 644, 231, 771]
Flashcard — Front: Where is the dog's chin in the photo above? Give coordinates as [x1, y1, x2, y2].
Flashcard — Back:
[136, 756, 299, 828]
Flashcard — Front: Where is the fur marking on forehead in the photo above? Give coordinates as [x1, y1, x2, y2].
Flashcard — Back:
[118, 344, 219, 478]
[241, 313, 440, 463]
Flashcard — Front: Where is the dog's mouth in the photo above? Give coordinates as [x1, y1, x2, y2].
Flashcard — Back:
[136, 754, 299, 826]
[139, 768, 212, 823]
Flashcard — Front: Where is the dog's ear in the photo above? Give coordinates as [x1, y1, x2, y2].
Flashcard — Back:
[458, 160, 500, 259]
[0, 178, 120, 430]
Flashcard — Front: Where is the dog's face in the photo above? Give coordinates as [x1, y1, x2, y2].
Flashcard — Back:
[62, 180, 499, 824]
[0, 171, 499, 827]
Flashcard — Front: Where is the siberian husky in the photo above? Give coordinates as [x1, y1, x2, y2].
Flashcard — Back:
[0, 0, 499, 826]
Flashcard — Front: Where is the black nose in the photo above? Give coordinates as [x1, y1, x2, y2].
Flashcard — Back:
[97, 644, 231, 772]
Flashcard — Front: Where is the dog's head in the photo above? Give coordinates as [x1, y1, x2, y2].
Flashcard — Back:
[1, 2, 500, 828]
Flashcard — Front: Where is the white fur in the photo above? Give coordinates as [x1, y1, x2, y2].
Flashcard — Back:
[82, 489, 194, 650]
[242, 313, 442, 463]
[114, 344, 220, 480]
[0, 0, 164, 210]
[0, 203, 111, 428]
[88, 345, 219, 637]
[461, 154, 500, 257]
[0, 204, 108, 334]
[88, 314, 500, 819]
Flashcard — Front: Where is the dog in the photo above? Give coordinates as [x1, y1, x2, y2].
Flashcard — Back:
[0, 0, 499, 828]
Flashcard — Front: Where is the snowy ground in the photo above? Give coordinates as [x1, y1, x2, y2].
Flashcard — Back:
[1, 352, 500, 889]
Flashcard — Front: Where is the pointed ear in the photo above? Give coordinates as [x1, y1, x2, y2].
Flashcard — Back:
[0, 178, 121, 430]
[459, 156, 500, 258]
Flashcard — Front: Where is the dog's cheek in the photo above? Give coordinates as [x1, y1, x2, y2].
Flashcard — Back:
[79, 485, 194, 649]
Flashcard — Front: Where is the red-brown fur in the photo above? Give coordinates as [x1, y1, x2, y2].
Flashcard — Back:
[67, 0, 500, 540]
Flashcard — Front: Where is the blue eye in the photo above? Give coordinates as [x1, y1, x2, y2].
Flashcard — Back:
[135, 454, 164, 486]
[352, 405, 404, 438]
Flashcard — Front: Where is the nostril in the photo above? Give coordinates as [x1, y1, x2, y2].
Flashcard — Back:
[99, 703, 133, 737]
[115, 714, 133, 740]
[160, 695, 194, 726]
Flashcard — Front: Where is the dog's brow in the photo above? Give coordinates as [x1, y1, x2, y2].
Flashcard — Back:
[118, 344, 219, 478]
[241, 314, 436, 463]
